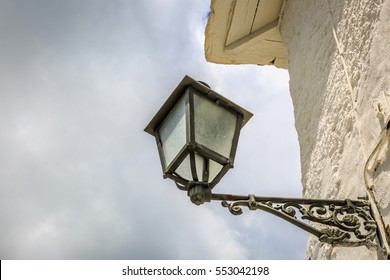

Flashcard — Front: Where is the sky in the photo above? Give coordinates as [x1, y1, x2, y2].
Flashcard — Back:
[0, 0, 308, 259]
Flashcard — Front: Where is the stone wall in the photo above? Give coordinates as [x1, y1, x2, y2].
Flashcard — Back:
[280, 0, 390, 259]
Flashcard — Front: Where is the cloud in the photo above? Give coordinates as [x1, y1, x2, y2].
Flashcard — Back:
[0, 0, 306, 259]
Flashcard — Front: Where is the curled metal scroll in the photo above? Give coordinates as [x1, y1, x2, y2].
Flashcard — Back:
[220, 195, 377, 248]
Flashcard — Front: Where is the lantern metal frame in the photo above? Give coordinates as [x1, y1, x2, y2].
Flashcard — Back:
[145, 75, 252, 194]
[145, 76, 390, 259]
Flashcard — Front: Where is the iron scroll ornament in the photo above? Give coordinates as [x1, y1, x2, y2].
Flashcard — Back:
[212, 194, 378, 248]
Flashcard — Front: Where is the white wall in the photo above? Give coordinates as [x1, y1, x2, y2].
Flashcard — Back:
[280, 0, 390, 259]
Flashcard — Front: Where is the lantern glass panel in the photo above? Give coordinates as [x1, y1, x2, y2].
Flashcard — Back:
[193, 93, 237, 159]
[175, 153, 205, 181]
[158, 94, 187, 169]
[208, 159, 223, 182]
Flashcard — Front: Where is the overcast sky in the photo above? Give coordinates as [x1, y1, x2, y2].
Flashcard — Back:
[0, 0, 307, 259]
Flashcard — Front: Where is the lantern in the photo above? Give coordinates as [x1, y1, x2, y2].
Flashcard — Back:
[145, 75, 252, 204]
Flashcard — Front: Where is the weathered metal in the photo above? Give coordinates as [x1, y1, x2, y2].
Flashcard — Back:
[212, 193, 378, 248]
[144, 75, 252, 191]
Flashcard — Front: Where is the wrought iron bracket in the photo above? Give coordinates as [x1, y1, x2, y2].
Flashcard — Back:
[211, 193, 387, 253]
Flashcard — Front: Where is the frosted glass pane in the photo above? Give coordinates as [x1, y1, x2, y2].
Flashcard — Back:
[158, 95, 187, 169]
[194, 94, 237, 158]
[208, 159, 223, 182]
[175, 154, 205, 181]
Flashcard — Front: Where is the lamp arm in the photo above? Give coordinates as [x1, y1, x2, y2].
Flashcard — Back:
[211, 193, 379, 249]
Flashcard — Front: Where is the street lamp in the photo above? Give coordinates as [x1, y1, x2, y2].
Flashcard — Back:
[144, 75, 252, 204]
[145, 75, 390, 258]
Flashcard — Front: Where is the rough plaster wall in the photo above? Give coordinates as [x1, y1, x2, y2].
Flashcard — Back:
[359, 0, 390, 243]
[280, 0, 389, 259]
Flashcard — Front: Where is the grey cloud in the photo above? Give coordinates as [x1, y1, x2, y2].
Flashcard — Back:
[0, 0, 306, 259]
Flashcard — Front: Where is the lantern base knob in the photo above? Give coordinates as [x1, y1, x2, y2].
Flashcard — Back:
[187, 182, 212, 205]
